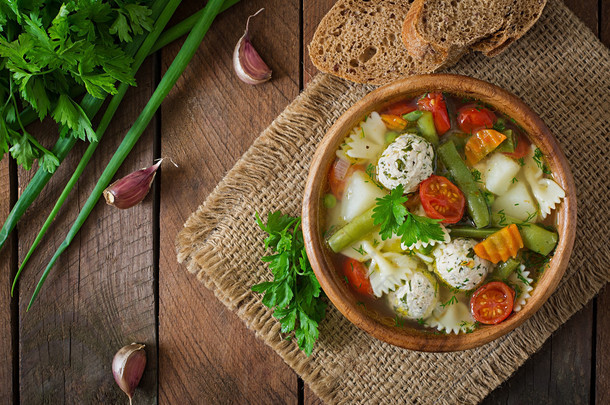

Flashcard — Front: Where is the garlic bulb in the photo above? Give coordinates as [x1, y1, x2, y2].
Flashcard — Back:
[233, 9, 272, 85]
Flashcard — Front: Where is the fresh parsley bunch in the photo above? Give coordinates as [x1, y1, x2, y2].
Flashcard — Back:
[0, 0, 153, 171]
[372, 184, 445, 247]
[253, 211, 327, 356]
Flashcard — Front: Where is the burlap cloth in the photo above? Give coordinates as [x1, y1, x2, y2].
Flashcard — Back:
[177, 0, 610, 403]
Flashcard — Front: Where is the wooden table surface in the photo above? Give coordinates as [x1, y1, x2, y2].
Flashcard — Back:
[0, 1, 608, 403]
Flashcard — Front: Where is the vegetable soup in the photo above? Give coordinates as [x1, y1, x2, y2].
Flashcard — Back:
[322, 93, 564, 334]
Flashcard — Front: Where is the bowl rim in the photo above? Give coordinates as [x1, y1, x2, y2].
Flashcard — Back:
[301, 74, 577, 352]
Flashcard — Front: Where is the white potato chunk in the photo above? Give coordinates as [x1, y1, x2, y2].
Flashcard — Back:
[477, 153, 521, 196]
[492, 179, 539, 222]
[341, 170, 387, 222]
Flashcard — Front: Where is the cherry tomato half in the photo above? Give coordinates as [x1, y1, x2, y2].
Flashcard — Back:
[470, 281, 515, 325]
[503, 134, 531, 159]
[342, 258, 373, 296]
[328, 159, 361, 200]
[457, 104, 496, 133]
[419, 175, 466, 224]
[418, 93, 451, 135]
[382, 100, 417, 116]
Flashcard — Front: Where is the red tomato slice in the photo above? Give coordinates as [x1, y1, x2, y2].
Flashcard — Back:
[382, 100, 416, 116]
[419, 175, 466, 224]
[342, 258, 373, 296]
[417, 93, 451, 135]
[328, 159, 361, 200]
[470, 281, 515, 325]
[457, 104, 496, 133]
[503, 134, 531, 159]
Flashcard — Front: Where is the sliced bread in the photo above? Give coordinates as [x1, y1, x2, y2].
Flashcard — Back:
[401, 0, 547, 59]
[308, 0, 464, 85]
[471, 0, 547, 56]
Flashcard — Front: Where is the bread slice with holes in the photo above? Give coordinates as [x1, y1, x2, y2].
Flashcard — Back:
[308, 0, 464, 85]
[401, 0, 547, 59]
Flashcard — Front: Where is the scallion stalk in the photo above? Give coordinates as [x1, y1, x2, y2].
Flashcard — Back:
[151, 0, 240, 53]
[0, 0, 240, 252]
[11, 0, 183, 295]
[27, 0, 226, 309]
[0, 0, 172, 251]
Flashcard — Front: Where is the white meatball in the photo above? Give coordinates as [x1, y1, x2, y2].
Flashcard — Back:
[377, 134, 434, 193]
[432, 238, 492, 291]
[388, 271, 438, 319]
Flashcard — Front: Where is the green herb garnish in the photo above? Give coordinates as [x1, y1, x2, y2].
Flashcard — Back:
[372, 184, 445, 246]
[252, 211, 327, 356]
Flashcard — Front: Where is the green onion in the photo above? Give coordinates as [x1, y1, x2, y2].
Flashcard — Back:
[27, 0, 227, 310]
[12, 0, 183, 295]
[151, 0, 240, 53]
[0, 0, 241, 252]
[0, 0, 172, 251]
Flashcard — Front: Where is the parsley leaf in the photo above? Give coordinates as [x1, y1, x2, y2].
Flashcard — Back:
[372, 184, 445, 247]
[372, 184, 408, 239]
[253, 211, 327, 356]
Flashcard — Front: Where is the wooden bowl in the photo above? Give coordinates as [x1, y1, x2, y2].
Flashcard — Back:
[302, 74, 577, 352]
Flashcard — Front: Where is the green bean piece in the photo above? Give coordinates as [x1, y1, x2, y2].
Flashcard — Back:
[403, 110, 423, 121]
[448, 226, 500, 238]
[437, 141, 491, 228]
[385, 131, 399, 144]
[517, 224, 558, 256]
[492, 257, 521, 279]
[442, 132, 468, 152]
[495, 129, 516, 153]
[492, 214, 559, 256]
[328, 207, 377, 253]
[416, 111, 439, 145]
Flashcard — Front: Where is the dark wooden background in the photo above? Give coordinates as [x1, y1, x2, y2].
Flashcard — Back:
[0, 0, 608, 403]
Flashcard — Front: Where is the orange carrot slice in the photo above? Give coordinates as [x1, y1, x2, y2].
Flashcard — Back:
[474, 224, 524, 263]
[380, 114, 408, 131]
[464, 129, 507, 165]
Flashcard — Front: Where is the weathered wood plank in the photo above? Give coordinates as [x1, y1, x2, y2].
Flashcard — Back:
[17, 60, 158, 404]
[303, 0, 336, 88]
[596, 4, 610, 404]
[0, 159, 14, 404]
[158, 1, 300, 403]
[597, 285, 610, 405]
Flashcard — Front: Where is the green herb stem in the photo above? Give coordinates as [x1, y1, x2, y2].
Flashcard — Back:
[27, 0, 226, 309]
[0, 0, 173, 251]
[12, 0, 183, 295]
[151, 0, 240, 53]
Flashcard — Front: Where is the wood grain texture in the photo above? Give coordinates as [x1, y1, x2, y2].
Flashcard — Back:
[158, 1, 301, 403]
[303, 0, 336, 88]
[597, 286, 610, 405]
[0, 159, 14, 403]
[16, 61, 158, 404]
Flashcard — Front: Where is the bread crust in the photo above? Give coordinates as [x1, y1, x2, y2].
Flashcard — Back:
[308, 0, 461, 85]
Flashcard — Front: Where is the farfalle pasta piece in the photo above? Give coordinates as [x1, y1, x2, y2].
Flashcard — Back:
[523, 145, 565, 219]
[363, 241, 419, 297]
[428, 300, 477, 334]
[508, 265, 534, 312]
[338, 112, 386, 163]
